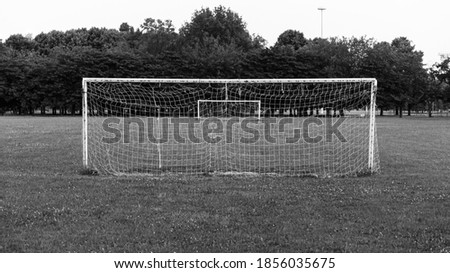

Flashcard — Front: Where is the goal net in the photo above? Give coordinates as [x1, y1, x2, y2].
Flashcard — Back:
[82, 78, 379, 176]
[197, 100, 261, 118]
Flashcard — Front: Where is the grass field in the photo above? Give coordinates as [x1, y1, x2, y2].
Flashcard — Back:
[1, 116, 449, 252]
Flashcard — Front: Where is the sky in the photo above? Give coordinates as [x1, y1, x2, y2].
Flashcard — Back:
[1, 0, 449, 67]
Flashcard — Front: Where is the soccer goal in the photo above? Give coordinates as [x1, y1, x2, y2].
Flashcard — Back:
[82, 78, 379, 176]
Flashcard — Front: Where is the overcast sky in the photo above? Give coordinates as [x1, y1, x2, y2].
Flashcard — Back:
[1, 0, 449, 67]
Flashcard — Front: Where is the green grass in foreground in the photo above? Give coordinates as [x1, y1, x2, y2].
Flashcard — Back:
[1, 116, 449, 252]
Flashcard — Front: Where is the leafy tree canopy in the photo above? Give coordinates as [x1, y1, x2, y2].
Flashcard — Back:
[274, 30, 307, 50]
[179, 5, 264, 51]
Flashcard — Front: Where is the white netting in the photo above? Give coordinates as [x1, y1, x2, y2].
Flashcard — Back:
[197, 100, 261, 118]
[83, 79, 379, 176]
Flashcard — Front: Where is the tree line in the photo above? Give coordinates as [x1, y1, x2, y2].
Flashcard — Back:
[0, 6, 449, 116]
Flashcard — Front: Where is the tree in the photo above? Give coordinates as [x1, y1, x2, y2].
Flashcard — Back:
[429, 57, 450, 115]
[423, 74, 445, 117]
[119, 22, 134, 33]
[86, 27, 125, 51]
[34, 30, 66, 54]
[434, 57, 450, 85]
[120, 26, 142, 50]
[138, 18, 178, 55]
[5, 34, 35, 52]
[390, 37, 427, 116]
[180, 35, 245, 78]
[179, 6, 264, 51]
[177, 6, 265, 77]
[34, 28, 125, 54]
[141, 18, 175, 34]
[302, 38, 353, 77]
[0, 53, 22, 113]
[361, 38, 427, 117]
[274, 30, 307, 50]
[343, 36, 375, 77]
[0, 52, 49, 114]
[361, 41, 398, 115]
[0, 40, 9, 55]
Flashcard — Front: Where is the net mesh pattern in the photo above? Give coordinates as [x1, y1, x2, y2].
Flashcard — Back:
[84, 79, 379, 176]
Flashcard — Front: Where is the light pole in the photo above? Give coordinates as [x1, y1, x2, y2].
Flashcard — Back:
[318, 7, 326, 38]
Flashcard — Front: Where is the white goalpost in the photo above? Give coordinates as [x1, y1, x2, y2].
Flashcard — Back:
[82, 78, 379, 177]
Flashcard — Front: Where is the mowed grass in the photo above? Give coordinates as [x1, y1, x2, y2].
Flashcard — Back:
[1, 116, 449, 252]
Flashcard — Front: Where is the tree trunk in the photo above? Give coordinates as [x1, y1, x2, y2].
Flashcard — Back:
[380, 107, 384, 116]
[399, 105, 403, 118]
[395, 107, 399, 116]
[407, 104, 411, 116]
[428, 101, 432, 117]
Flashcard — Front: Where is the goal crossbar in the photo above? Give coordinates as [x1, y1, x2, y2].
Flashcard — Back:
[82, 78, 377, 84]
